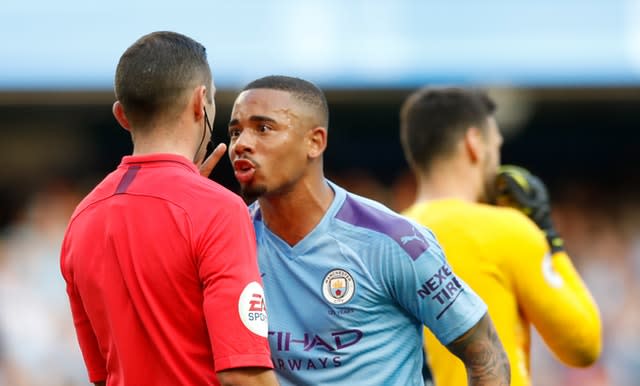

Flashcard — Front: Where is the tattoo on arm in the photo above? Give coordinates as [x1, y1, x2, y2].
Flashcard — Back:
[446, 312, 511, 386]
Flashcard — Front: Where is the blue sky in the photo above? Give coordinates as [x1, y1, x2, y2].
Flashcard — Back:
[1, 0, 638, 90]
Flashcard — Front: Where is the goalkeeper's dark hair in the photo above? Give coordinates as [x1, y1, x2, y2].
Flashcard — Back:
[400, 87, 496, 174]
[243, 75, 329, 129]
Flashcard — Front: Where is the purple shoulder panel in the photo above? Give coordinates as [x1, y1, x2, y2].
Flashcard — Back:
[335, 195, 429, 260]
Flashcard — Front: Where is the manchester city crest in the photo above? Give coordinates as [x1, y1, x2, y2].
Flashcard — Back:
[322, 269, 355, 305]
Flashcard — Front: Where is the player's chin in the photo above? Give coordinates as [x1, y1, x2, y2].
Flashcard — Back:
[240, 184, 267, 204]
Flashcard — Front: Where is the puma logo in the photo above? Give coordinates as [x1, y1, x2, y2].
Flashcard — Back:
[401, 227, 426, 245]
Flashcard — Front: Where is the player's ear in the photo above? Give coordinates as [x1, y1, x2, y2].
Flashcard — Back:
[463, 126, 484, 163]
[307, 126, 327, 159]
[112, 101, 131, 132]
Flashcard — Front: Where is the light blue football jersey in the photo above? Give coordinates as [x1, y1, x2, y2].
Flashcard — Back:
[253, 181, 487, 386]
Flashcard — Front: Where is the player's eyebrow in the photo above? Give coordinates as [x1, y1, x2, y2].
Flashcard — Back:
[229, 116, 277, 126]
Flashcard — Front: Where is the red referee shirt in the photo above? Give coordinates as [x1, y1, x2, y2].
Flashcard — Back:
[61, 154, 272, 386]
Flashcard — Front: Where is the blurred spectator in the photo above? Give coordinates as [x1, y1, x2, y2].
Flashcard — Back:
[538, 195, 640, 386]
[0, 181, 87, 386]
[329, 169, 390, 205]
[390, 170, 416, 213]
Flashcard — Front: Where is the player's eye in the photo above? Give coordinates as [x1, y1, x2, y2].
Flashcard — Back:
[257, 124, 271, 133]
[228, 127, 241, 138]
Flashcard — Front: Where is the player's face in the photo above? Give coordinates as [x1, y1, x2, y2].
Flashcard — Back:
[480, 117, 503, 203]
[228, 89, 312, 202]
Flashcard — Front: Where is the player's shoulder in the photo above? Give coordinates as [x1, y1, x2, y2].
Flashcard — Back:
[195, 179, 249, 216]
[128, 169, 249, 224]
[160, 168, 245, 208]
[427, 199, 539, 232]
[68, 169, 123, 221]
[408, 199, 543, 241]
[334, 189, 414, 231]
[467, 203, 551, 254]
[478, 203, 542, 235]
[333, 188, 434, 260]
[199, 178, 244, 203]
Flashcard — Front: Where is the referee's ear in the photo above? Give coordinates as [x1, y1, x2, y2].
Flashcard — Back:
[191, 85, 208, 122]
[112, 101, 131, 132]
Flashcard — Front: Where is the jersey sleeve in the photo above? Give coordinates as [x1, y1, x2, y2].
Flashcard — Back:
[385, 224, 488, 346]
[196, 195, 274, 372]
[60, 234, 108, 383]
[503, 212, 602, 366]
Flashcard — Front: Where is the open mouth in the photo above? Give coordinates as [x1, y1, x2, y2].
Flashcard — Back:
[233, 159, 256, 183]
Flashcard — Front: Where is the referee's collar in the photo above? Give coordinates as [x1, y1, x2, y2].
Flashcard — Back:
[120, 153, 198, 173]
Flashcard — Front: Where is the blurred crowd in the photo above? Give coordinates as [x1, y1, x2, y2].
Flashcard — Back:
[0, 181, 87, 386]
[1, 171, 638, 386]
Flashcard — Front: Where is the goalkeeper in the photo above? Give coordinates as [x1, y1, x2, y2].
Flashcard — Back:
[399, 86, 602, 386]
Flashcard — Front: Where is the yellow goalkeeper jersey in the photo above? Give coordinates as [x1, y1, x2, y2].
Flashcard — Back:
[403, 199, 601, 386]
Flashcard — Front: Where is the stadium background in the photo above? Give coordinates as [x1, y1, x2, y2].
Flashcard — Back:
[1, 1, 639, 385]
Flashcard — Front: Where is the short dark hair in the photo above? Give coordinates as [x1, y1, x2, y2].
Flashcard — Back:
[400, 87, 496, 173]
[114, 31, 212, 129]
[243, 75, 329, 129]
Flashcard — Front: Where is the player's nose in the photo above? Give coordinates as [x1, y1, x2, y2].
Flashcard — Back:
[232, 130, 255, 155]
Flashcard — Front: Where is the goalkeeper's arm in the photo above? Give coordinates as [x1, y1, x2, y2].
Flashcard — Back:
[493, 165, 602, 366]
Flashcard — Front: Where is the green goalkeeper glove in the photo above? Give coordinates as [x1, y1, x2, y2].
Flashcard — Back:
[494, 165, 565, 253]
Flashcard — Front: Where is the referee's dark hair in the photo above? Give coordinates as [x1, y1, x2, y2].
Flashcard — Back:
[115, 31, 213, 131]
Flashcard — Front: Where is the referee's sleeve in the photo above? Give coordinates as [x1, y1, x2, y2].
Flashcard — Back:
[61, 235, 108, 382]
[196, 196, 274, 372]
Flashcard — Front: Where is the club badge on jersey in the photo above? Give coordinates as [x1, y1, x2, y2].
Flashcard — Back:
[322, 269, 356, 305]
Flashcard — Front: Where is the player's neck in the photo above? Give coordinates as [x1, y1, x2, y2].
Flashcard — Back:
[414, 163, 479, 204]
[259, 177, 334, 246]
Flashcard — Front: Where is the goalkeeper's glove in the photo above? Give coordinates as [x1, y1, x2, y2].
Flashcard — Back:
[494, 165, 564, 253]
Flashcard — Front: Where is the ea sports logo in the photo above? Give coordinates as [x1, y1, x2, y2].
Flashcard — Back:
[322, 269, 355, 305]
[238, 281, 268, 337]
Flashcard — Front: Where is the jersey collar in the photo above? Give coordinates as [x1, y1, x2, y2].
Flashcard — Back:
[120, 153, 199, 174]
[258, 179, 347, 255]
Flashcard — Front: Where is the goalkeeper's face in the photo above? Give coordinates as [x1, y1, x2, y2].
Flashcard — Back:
[480, 117, 503, 203]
